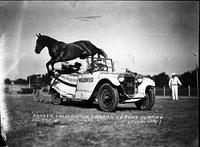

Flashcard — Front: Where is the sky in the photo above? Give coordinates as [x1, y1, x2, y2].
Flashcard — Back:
[0, 1, 199, 80]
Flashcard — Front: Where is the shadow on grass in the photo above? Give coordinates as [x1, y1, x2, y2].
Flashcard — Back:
[117, 106, 138, 111]
[38, 96, 146, 112]
[61, 101, 99, 109]
[61, 101, 139, 111]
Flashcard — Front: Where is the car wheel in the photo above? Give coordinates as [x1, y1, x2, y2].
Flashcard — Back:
[51, 91, 62, 105]
[98, 83, 119, 112]
[135, 88, 155, 110]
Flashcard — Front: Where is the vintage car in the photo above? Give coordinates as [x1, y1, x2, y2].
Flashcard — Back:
[47, 57, 155, 112]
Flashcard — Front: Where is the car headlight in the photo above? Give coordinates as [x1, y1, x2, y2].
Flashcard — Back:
[118, 73, 125, 82]
[136, 74, 143, 83]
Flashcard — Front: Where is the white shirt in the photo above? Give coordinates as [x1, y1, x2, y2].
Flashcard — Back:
[169, 77, 182, 87]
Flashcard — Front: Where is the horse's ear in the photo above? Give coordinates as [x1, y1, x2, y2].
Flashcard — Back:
[36, 33, 39, 37]
[39, 33, 42, 36]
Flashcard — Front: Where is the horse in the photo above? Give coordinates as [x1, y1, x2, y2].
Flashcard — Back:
[35, 33, 108, 73]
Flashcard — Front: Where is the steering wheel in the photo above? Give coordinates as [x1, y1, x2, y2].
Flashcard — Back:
[95, 63, 108, 71]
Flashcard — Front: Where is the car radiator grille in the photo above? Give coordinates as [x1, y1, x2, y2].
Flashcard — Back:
[121, 76, 135, 95]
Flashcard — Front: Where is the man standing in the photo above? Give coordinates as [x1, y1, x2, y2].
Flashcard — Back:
[168, 73, 182, 101]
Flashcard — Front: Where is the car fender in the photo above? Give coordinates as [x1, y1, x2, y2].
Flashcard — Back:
[99, 73, 121, 86]
[137, 78, 155, 94]
[142, 78, 155, 87]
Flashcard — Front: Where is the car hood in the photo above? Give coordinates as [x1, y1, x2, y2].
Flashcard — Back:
[98, 71, 120, 78]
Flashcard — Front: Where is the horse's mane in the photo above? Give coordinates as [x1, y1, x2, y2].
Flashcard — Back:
[43, 35, 58, 43]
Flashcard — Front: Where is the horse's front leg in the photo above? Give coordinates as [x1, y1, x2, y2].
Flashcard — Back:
[90, 56, 94, 72]
[46, 59, 55, 73]
[46, 61, 50, 73]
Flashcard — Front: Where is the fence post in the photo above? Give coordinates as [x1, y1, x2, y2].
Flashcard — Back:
[164, 86, 165, 96]
[188, 85, 190, 96]
[29, 76, 31, 88]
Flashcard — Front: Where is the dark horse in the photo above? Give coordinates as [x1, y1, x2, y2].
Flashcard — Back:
[35, 33, 108, 73]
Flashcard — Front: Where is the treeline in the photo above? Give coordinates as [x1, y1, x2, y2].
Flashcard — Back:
[4, 73, 51, 88]
[4, 68, 198, 88]
[152, 69, 198, 88]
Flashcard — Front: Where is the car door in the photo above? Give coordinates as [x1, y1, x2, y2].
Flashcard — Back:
[75, 72, 99, 100]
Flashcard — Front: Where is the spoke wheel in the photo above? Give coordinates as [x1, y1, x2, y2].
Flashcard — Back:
[98, 83, 119, 112]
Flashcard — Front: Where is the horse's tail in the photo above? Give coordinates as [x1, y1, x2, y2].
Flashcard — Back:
[97, 48, 108, 58]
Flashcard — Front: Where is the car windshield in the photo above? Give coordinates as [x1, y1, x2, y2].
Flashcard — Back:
[58, 57, 114, 74]
[86, 57, 114, 72]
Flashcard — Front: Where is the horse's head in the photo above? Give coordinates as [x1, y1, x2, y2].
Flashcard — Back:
[35, 33, 46, 54]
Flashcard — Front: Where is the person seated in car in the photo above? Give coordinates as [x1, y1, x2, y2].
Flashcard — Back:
[71, 62, 82, 73]
[61, 62, 82, 74]
[87, 58, 107, 73]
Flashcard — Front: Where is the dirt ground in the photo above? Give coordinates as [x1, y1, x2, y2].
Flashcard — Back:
[4, 94, 199, 147]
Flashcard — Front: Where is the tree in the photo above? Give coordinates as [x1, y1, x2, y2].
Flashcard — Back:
[4, 78, 11, 84]
[152, 72, 169, 87]
[40, 73, 51, 85]
[27, 73, 51, 88]
[14, 78, 28, 84]
[179, 69, 197, 87]
[27, 74, 41, 88]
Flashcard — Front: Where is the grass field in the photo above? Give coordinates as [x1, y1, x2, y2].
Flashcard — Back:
[4, 94, 199, 147]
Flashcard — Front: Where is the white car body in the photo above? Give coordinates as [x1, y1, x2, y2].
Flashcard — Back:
[50, 58, 155, 103]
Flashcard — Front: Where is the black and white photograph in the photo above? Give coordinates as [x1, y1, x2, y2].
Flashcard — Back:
[0, 1, 199, 146]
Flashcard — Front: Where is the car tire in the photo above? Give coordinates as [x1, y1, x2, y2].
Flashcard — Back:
[51, 91, 62, 105]
[135, 88, 155, 110]
[98, 83, 119, 112]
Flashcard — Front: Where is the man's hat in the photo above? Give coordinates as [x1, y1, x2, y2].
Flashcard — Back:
[171, 73, 176, 77]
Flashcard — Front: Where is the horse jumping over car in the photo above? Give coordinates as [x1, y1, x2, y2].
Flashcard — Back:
[35, 33, 107, 73]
